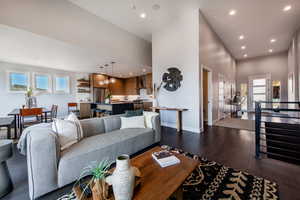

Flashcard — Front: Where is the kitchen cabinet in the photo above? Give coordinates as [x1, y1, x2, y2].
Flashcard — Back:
[91, 73, 152, 96]
[92, 74, 108, 88]
[108, 78, 125, 95]
[146, 73, 153, 94]
[124, 77, 138, 95]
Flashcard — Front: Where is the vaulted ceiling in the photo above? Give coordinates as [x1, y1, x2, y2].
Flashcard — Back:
[71, 0, 300, 60]
[0, 0, 300, 75]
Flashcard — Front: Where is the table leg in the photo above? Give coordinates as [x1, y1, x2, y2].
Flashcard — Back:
[13, 115, 17, 139]
[7, 125, 11, 139]
[45, 112, 48, 123]
[176, 111, 183, 132]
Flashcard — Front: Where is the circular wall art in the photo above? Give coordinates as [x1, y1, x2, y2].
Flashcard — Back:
[162, 67, 183, 92]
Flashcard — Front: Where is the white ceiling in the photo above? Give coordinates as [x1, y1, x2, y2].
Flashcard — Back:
[0, 0, 152, 78]
[70, 0, 300, 60]
[0, 0, 299, 76]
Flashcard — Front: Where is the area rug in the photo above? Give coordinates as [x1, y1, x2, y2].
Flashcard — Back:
[58, 146, 279, 200]
[168, 146, 279, 200]
[214, 118, 255, 131]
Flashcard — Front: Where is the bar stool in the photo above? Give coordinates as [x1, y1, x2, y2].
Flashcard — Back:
[0, 140, 13, 198]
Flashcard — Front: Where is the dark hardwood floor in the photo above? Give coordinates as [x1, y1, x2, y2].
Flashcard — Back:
[3, 126, 300, 200]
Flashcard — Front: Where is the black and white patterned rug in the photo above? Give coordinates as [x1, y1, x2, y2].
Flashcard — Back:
[168, 146, 279, 200]
[58, 146, 279, 200]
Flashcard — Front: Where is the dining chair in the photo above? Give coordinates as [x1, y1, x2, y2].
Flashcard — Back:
[20, 108, 43, 134]
[43, 105, 58, 122]
[67, 103, 80, 116]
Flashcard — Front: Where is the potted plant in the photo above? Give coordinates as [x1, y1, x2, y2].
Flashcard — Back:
[78, 160, 112, 200]
[105, 93, 112, 104]
[25, 87, 37, 108]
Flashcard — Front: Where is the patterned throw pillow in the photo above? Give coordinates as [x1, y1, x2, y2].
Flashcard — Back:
[52, 119, 81, 151]
[65, 113, 84, 139]
[143, 111, 159, 129]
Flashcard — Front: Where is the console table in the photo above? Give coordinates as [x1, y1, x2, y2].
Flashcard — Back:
[151, 107, 188, 132]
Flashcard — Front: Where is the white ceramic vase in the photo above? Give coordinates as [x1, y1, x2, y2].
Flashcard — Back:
[106, 155, 135, 200]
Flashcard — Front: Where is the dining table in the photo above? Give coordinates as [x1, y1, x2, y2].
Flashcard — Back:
[7, 108, 51, 139]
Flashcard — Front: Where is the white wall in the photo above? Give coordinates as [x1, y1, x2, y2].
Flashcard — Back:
[288, 36, 299, 101]
[152, 10, 201, 133]
[0, 0, 151, 74]
[199, 12, 236, 123]
[237, 52, 288, 101]
[0, 61, 79, 117]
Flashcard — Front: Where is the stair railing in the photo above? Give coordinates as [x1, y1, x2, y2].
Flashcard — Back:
[255, 101, 300, 159]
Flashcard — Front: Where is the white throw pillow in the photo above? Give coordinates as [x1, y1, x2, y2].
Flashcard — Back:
[65, 113, 84, 139]
[120, 116, 146, 129]
[143, 111, 159, 129]
[52, 119, 80, 151]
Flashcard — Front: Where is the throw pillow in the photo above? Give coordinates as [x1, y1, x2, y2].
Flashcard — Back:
[143, 111, 159, 129]
[120, 116, 146, 129]
[124, 109, 143, 117]
[65, 113, 84, 139]
[52, 119, 81, 151]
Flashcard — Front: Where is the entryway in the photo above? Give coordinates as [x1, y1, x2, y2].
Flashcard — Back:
[201, 65, 213, 130]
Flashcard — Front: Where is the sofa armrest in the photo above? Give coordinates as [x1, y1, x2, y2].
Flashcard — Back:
[151, 115, 161, 143]
[27, 129, 59, 199]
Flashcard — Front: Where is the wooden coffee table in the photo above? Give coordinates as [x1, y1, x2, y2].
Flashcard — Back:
[74, 146, 198, 200]
[131, 146, 198, 200]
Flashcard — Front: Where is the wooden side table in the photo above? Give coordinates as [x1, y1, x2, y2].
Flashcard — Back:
[0, 118, 15, 139]
[0, 140, 13, 198]
[151, 107, 188, 132]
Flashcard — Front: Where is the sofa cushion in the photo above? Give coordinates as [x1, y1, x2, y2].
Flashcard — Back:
[120, 116, 145, 129]
[58, 128, 154, 186]
[80, 118, 105, 138]
[103, 115, 121, 133]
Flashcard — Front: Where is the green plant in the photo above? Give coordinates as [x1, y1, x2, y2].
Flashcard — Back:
[26, 87, 33, 97]
[105, 93, 112, 100]
[75, 160, 113, 199]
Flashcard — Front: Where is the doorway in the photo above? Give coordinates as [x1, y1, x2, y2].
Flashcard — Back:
[201, 65, 213, 130]
[218, 74, 226, 120]
[248, 74, 271, 111]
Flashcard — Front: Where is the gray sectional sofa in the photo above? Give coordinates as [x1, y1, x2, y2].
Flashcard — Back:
[24, 115, 161, 199]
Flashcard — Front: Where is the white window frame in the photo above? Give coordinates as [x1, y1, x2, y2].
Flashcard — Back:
[248, 74, 271, 111]
[53, 75, 70, 94]
[32, 72, 52, 94]
[6, 70, 30, 93]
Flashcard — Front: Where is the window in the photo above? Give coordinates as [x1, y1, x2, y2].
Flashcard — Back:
[54, 75, 70, 93]
[7, 71, 29, 92]
[33, 73, 52, 93]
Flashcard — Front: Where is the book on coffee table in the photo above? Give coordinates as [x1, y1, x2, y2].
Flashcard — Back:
[152, 150, 180, 167]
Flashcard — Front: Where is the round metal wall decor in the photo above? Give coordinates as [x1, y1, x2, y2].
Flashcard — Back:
[162, 67, 183, 92]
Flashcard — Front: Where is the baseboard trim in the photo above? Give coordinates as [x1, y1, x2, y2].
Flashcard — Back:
[161, 122, 201, 133]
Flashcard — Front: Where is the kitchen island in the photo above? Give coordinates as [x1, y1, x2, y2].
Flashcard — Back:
[92, 102, 134, 115]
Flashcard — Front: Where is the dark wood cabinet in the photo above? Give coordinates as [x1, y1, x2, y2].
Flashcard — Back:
[91, 73, 152, 96]
[124, 77, 138, 95]
[108, 78, 125, 95]
[92, 74, 108, 88]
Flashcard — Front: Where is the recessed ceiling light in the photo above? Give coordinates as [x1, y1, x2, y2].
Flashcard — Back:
[241, 45, 246, 50]
[269, 49, 273, 53]
[142, 68, 147, 72]
[270, 38, 277, 43]
[140, 13, 147, 19]
[283, 5, 292, 12]
[152, 4, 160, 10]
[229, 10, 237, 16]
[243, 54, 248, 58]
[239, 35, 245, 40]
